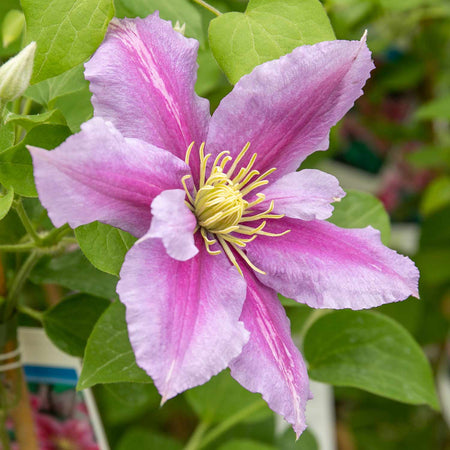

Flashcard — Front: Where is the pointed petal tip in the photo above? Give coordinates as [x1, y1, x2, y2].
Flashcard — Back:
[160, 394, 169, 407]
[248, 220, 419, 310]
[361, 29, 368, 42]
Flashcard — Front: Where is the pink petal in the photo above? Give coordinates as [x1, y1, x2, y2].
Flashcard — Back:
[29, 117, 189, 237]
[148, 189, 198, 261]
[207, 37, 374, 180]
[229, 264, 310, 437]
[85, 14, 210, 164]
[257, 169, 345, 220]
[117, 234, 249, 401]
[246, 219, 419, 309]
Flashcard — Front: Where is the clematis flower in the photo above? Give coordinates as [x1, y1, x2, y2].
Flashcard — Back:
[29, 13, 419, 436]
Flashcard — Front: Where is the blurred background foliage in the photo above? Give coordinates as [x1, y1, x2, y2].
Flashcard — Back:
[0, 0, 449, 448]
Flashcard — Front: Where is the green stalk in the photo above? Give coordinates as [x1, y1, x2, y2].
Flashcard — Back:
[21, 98, 33, 116]
[191, 0, 222, 16]
[0, 242, 37, 253]
[184, 420, 210, 450]
[298, 309, 331, 346]
[41, 223, 72, 245]
[4, 252, 41, 320]
[198, 401, 265, 449]
[16, 305, 43, 323]
[13, 199, 42, 245]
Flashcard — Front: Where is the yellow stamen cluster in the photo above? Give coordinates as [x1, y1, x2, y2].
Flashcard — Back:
[182, 142, 289, 275]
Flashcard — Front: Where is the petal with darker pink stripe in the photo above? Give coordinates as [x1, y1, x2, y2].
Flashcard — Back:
[117, 234, 249, 401]
[85, 13, 210, 164]
[29, 117, 189, 237]
[229, 265, 310, 437]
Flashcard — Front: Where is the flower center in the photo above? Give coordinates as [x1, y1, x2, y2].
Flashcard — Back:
[181, 142, 289, 275]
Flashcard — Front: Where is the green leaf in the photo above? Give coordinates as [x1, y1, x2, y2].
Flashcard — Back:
[0, 144, 36, 196]
[0, 124, 71, 197]
[209, 0, 335, 84]
[0, 186, 13, 220]
[25, 63, 88, 105]
[21, 0, 114, 83]
[114, 0, 204, 45]
[30, 250, 118, 299]
[5, 109, 67, 130]
[78, 301, 152, 389]
[43, 294, 110, 357]
[0, 104, 15, 152]
[75, 222, 136, 276]
[195, 47, 225, 97]
[116, 428, 182, 450]
[420, 176, 450, 216]
[52, 86, 93, 132]
[328, 189, 391, 245]
[407, 145, 450, 169]
[0, 208, 24, 244]
[98, 383, 159, 425]
[415, 93, 450, 121]
[186, 369, 270, 424]
[0, 121, 14, 152]
[303, 311, 439, 409]
[416, 205, 450, 285]
[218, 440, 276, 450]
[277, 428, 318, 450]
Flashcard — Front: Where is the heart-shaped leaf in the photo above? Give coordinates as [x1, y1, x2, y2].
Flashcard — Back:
[209, 0, 335, 84]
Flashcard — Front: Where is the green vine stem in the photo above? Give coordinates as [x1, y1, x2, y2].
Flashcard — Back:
[191, 0, 222, 16]
[197, 401, 265, 449]
[13, 199, 42, 245]
[0, 242, 37, 253]
[4, 252, 41, 321]
[184, 420, 210, 450]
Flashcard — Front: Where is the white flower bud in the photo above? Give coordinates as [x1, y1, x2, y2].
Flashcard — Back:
[0, 41, 36, 102]
[174, 21, 186, 36]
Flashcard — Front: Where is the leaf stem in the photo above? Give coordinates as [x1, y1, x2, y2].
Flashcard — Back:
[184, 420, 210, 450]
[198, 401, 265, 449]
[13, 199, 42, 245]
[21, 98, 33, 116]
[0, 242, 37, 252]
[4, 252, 41, 320]
[41, 223, 72, 245]
[298, 309, 331, 347]
[16, 305, 43, 323]
[191, 0, 222, 16]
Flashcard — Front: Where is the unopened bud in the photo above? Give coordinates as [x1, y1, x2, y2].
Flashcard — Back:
[174, 21, 186, 36]
[0, 42, 36, 102]
[2, 10, 25, 48]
